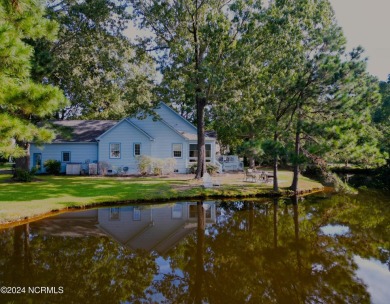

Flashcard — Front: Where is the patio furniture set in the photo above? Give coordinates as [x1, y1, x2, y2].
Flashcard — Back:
[244, 169, 274, 184]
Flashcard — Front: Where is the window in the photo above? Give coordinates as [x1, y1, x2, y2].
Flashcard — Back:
[133, 207, 141, 221]
[110, 143, 121, 159]
[62, 151, 71, 162]
[206, 144, 211, 158]
[110, 208, 120, 221]
[189, 144, 197, 158]
[172, 143, 182, 158]
[133, 143, 141, 156]
[189, 144, 211, 158]
[172, 204, 183, 219]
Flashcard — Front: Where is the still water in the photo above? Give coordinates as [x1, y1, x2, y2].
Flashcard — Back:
[0, 190, 389, 303]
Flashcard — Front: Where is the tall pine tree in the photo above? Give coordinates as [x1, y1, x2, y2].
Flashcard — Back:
[0, 0, 67, 169]
[130, 0, 252, 178]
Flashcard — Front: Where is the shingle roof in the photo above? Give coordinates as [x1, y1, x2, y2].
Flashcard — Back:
[50, 120, 118, 143]
[179, 131, 214, 141]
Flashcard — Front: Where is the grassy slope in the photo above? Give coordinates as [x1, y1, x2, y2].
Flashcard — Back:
[0, 172, 323, 225]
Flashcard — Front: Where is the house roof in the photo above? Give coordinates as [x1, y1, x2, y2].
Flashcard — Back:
[180, 131, 214, 141]
[48, 104, 216, 143]
[51, 120, 118, 143]
[158, 102, 198, 131]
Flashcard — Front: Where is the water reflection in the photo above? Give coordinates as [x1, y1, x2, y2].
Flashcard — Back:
[0, 193, 389, 303]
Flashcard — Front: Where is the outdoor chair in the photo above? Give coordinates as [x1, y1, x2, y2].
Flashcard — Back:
[244, 169, 257, 182]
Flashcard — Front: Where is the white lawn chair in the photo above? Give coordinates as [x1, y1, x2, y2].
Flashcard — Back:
[244, 169, 257, 182]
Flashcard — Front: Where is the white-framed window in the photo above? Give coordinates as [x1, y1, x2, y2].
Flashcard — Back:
[189, 144, 197, 158]
[110, 143, 121, 159]
[189, 144, 212, 161]
[133, 143, 141, 156]
[62, 151, 71, 162]
[172, 143, 183, 158]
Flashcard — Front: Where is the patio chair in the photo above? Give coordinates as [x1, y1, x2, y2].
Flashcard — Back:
[244, 169, 257, 182]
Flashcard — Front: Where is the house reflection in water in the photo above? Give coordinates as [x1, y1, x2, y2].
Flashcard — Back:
[31, 202, 216, 254]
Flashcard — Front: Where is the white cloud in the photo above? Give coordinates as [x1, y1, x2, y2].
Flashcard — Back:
[354, 255, 390, 304]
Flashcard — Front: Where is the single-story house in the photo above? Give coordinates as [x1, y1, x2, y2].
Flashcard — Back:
[30, 102, 218, 174]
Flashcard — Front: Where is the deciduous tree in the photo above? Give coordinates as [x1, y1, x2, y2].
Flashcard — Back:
[32, 0, 156, 119]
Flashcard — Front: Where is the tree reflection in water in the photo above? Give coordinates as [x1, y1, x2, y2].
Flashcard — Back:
[0, 191, 388, 303]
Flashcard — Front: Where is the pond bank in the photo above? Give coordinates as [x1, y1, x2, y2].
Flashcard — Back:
[0, 172, 323, 227]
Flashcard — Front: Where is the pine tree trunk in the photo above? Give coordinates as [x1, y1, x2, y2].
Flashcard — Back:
[14, 142, 30, 174]
[193, 7, 206, 180]
[273, 132, 279, 192]
[291, 127, 301, 192]
[249, 157, 255, 169]
[195, 96, 206, 179]
[291, 102, 302, 193]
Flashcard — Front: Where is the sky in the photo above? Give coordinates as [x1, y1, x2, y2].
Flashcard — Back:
[126, 0, 390, 81]
[329, 0, 390, 81]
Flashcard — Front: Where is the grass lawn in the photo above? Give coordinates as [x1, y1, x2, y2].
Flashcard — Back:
[0, 163, 13, 170]
[0, 171, 323, 226]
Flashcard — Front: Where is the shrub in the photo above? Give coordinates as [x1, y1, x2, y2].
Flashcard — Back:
[136, 155, 152, 175]
[14, 168, 37, 182]
[163, 158, 177, 175]
[152, 158, 164, 175]
[136, 156, 177, 175]
[188, 163, 219, 175]
[98, 161, 109, 175]
[44, 159, 61, 175]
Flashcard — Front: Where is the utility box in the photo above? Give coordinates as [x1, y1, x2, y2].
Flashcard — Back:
[66, 163, 81, 175]
[88, 163, 98, 175]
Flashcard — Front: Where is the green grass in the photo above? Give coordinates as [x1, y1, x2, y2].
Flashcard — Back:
[0, 162, 13, 170]
[0, 172, 323, 226]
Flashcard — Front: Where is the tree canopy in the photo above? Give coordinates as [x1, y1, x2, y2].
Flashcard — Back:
[31, 0, 156, 119]
[130, 0, 254, 177]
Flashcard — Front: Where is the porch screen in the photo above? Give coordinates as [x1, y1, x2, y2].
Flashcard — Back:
[189, 144, 211, 158]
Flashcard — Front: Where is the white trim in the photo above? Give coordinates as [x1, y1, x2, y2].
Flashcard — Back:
[172, 143, 183, 158]
[96, 118, 154, 141]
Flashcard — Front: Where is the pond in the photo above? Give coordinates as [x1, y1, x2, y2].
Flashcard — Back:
[0, 190, 389, 303]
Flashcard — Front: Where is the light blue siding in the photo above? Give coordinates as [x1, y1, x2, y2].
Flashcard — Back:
[30, 143, 98, 173]
[97, 202, 216, 252]
[129, 116, 189, 172]
[98, 120, 153, 172]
